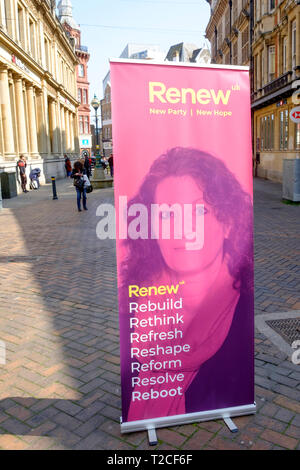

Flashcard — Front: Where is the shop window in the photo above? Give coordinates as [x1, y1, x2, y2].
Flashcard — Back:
[260, 114, 274, 150]
[279, 110, 289, 150]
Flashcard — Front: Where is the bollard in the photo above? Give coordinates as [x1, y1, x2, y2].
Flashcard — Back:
[51, 176, 58, 200]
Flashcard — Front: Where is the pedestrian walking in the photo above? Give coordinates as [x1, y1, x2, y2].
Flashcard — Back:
[71, 161, 90, 212]
[17, 155, 28, 193]
[64, 155, 72, 177]
[108, 154, 114, 178]
[84, 154, 92, 178]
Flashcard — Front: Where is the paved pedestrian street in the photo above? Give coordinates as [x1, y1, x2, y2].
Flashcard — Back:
[0, 178, 299, 450]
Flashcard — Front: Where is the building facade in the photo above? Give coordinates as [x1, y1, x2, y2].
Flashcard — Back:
[252, 0, 300, 181]
[58, 0, 92, 158]
[100, 44, 167, 158]
[205, 0, 300, 181]
[0, 0, 79, 192]
[101, 72, 112, 158]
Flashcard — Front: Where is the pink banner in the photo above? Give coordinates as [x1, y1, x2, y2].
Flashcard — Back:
[110, 60, 254, 426]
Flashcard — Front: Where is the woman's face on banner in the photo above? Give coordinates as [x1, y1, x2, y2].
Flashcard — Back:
[154, 176, 227, 274]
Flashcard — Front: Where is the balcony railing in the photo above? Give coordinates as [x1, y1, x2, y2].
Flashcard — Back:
[263, 72, 291, 96]
[76, 45, 88, 53]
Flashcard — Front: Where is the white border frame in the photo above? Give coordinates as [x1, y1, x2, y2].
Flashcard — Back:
[111, 57, 254, 437]
[110, 58, 249, 72]
[121, 403, 256, 434]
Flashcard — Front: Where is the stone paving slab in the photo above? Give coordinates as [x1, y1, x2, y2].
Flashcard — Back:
[0, 177, 299, 450]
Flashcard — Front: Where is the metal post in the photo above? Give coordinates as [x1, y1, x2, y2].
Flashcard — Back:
[249, 0, 255, 169]
[229, 0, 232, 65]
[0, 174, 2, 210]
[95, 108, 100, 167]
[51, 176, 58, 200]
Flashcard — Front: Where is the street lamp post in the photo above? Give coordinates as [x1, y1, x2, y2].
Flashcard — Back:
[91, 94, 101, 164]
[90, 94, 113, 188]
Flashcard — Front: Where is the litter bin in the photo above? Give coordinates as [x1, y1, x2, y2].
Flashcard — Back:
[0, 172, 17, 199]
[282, 159, 300, 202]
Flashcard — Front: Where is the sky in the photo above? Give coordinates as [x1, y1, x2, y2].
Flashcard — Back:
[68, 0, 211, 101]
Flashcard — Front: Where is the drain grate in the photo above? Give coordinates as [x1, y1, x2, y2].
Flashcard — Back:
[266, 317, 300, 346]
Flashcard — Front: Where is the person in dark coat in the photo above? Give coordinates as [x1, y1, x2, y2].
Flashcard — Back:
[71, 161, 89, 212]
[108, 154, 114, 177]
[84, 155, 92, 178]
[17, 155, 28, 193]
[64, 155, 72, 177]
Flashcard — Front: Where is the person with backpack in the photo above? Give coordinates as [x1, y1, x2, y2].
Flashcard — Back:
[71, 161, 90, 212]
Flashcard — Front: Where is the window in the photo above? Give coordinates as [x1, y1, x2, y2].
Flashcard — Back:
[292, 21, 296, 69]
[279, 110, 289, 150]
[83, 89, 87, 105]
[78, 89, 82, 103]
[79, 116, 84, 134]
[29, 18, 36, 58]
[268, 45, 275, 82]
[78, 64, 84, 78]
[3, 0, 13, 36]
[254, 55, 258, 90]
[18, 5, 25, 46]
[84, 116, 89, 134]
[242, 27, 249, 63]
[44, 38, 50, 70]
[269, 0, 275, 12]
[232, 40, 238, 65]
[283, 37, 287, 74]
[232, 1, 238, 24]
[225, 7, 230, 38]
[295, 124, 300, 150]
[256, 0, 261, 21]
[260, 114, 274, 150]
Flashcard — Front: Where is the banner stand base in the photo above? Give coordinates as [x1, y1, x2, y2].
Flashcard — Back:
[148, 427, 158, 446]
[223, 417, 239, 433]
[120, 403, 256, 445]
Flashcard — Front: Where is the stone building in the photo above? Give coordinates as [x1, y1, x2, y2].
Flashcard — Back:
[58, 0, 92, 158]
[0, 0, 79, 194]
[165, 42, 211, 64]
[101, 72, 112, 158]
[100, 44, 167, 158]
[205, 0, 300, 182]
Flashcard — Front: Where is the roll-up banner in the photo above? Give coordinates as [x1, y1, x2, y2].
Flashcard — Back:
[110, 59, 256, 434]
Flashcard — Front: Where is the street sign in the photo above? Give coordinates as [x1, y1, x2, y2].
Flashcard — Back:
[290, 107, 300, 124]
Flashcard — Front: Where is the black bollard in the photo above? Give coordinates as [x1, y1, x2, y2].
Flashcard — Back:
[51, 176, 58, 200]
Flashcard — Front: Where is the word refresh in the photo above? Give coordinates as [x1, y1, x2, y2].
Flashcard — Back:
[149, 82, 232, 105]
